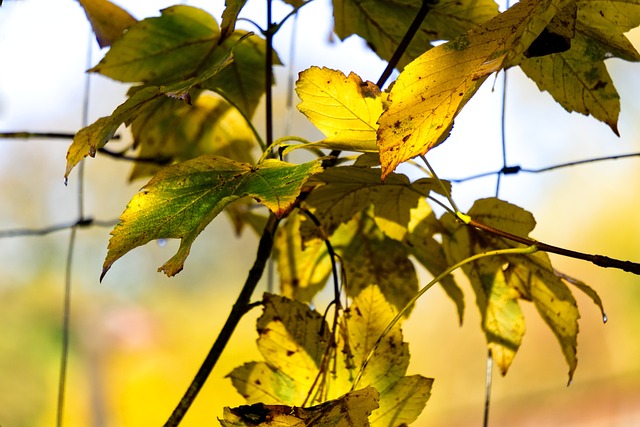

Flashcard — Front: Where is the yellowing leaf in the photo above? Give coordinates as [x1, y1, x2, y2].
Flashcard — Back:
[78, 0, 137, 48]
[129, 92, 257, 181]
[219, 387, 380, 427]
[301, 166, 440, 243]
[296, 67, 383, 153]
[377, 0, 572, 178]
[332, 0, 499, 70]
[90, 5, 220, 85]
[228, 288, 432, 420]
[340, 213, 419, 314]
[441, 198, 583, 380]
[519, 0, 640, 135]
[405, 199, 464, 324]
[101, 157, 322, 278]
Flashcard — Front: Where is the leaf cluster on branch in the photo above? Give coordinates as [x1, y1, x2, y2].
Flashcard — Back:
[68, 0, 640, 424]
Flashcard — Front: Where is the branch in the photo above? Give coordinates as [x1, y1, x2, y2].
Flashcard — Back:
[0, 217, 117, 238]
[464, 216, 640, 275]
[163, 213, 280, 427]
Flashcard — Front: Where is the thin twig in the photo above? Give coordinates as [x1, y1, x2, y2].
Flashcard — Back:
[163, 213, 280, 427]
[0, 218, 117, 238]
[465, 217, 640, 275]
[376, 0, 437, 88]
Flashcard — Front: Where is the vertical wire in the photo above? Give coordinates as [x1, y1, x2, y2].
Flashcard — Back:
[56, 30, 92, 427]
[496, 69, 508, 198]
[483, 349, 493, 427]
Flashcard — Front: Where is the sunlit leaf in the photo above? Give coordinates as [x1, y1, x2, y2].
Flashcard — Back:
[78, 0, 137, 48]
[219, 387, 380, 427]
[441, 198, 582, 379]
[228, 288, 432, 420]
[300, 166, 440, 244]
[129, 92, 257, 180]
[377, 0, 571, 178]
[519, 0, 640, 135]
[332, 0, 499, 70]
[296, 67, 383, 153]
[101, 157, 322, 278]
[90, 5, 220, 85]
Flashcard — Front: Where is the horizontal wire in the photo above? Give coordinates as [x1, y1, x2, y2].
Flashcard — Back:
[0, 218, 118, 238]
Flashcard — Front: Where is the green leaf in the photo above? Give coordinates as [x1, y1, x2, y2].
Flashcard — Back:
[296, 67, 383, 153]
[441, 198, 581, 380]
[204, 31, 280, 118]
[101, 157, 322, 278]
[220, 0, 248, 42]
[129, 92, 257, 181]
[78, 0, 137, 48]
[332, 0, 499, 70]
[377, 0, 572, 178]
[519, 0, 640, 135]
[301, 166, 440, 244]
[219, 387, 380, 427]
[65, 53, 234, 178]
[90, 5, 220, 85]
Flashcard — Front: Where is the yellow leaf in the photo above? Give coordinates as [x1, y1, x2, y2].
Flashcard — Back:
[377, 0, 572, 179]
[296, 67, 383, 153]
[78, 0, 137, 48]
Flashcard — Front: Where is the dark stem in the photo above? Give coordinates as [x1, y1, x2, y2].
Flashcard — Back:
[163, 214, 280, 426]
[264, 0, 274, 153]
[376, 0, 436, 88]
[468, 218, 640, 275]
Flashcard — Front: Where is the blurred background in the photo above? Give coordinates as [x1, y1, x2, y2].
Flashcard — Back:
[1, 0, 639, 425]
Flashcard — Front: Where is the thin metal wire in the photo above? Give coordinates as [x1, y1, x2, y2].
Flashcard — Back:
[56, 29, 93, 427]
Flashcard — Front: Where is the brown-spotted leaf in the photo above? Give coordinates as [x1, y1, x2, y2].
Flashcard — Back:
[219, 387, 380, 427]
[377, 0, 573, 178]
[78, 0, 137, 47]
[101, 157, 322, 278]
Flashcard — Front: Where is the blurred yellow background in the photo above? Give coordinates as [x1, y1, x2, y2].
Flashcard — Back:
[1, 0, 639, 426]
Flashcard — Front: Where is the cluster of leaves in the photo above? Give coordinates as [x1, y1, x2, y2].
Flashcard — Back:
[71, 0, 639, 424]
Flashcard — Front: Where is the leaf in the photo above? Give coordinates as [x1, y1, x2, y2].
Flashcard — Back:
[300, 166, 440, 244]
[377, 0, 572, 178]
[296, 67, 383, 153]
[340, 213, 420, 315]
[228, 288, 432, 422]
[441, 198, 581, 379]
[220, 0, 247, 42]
[274, 210, 335, 303]
[556, 270, 607, 322]
[65, 53, 234, 178]
[346, 286, 432, 426]
[332, 0, 499, 70]
[101, 157, 322, 278]
[78, 0, 137, 48]
[404, 199, 464, 324]
[519, 0, 640, 135]
[89, 5, 220, 85]
[129, 92, 257, 181]
[204, 31, 281, 118]
[219, 387, 380, 427]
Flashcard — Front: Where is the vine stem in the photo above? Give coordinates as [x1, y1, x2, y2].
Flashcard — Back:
[163, 214, 280, 427]
[351, 244, 539, 391]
